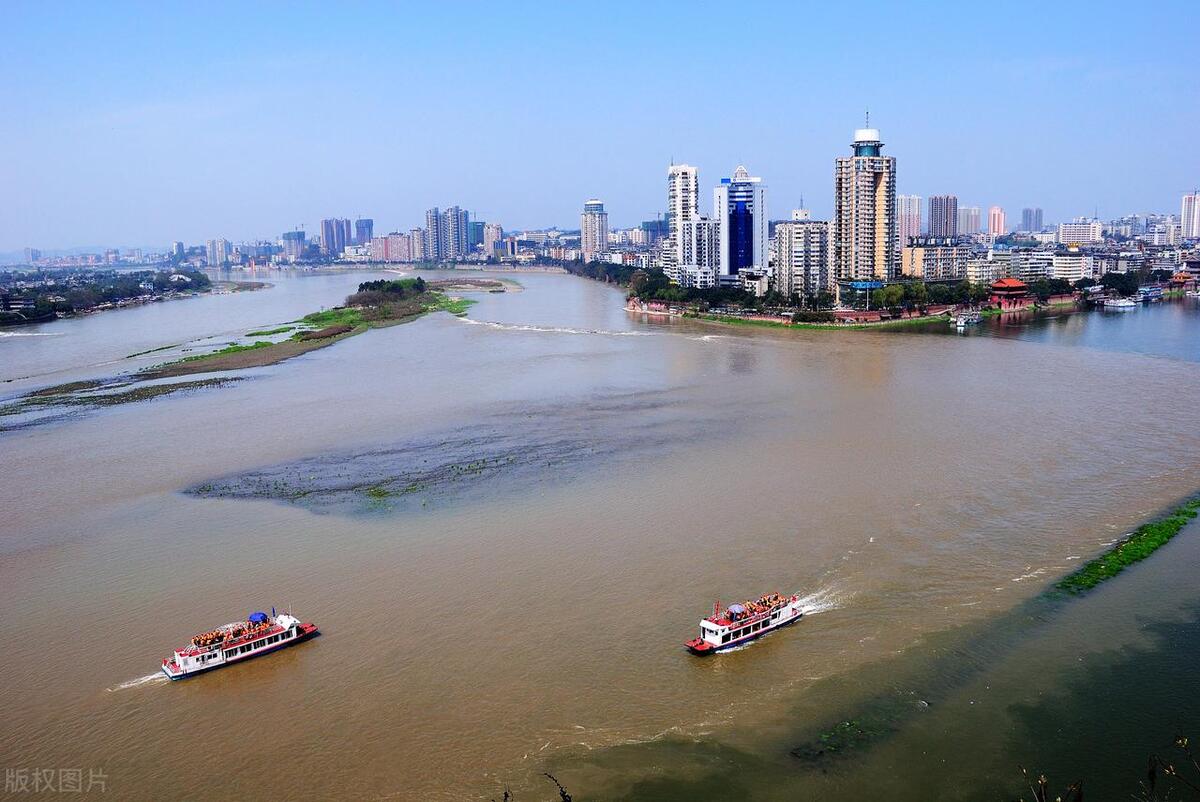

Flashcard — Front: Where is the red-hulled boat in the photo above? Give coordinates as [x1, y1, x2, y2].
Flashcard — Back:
[685, 593, 803, 654]
[161, 609, 318, 680]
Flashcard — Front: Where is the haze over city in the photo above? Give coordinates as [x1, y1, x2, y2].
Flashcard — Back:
[3, 0, 1197, 252]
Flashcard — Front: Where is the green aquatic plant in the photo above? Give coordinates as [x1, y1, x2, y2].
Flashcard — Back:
[1056, 498, 1200, 595]
[244, 326, 293, 337]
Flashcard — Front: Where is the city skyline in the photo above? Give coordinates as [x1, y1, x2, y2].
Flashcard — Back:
[3, 1, 1198, 252]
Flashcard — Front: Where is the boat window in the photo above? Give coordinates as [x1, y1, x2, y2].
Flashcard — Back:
[722, 633, 731, 643]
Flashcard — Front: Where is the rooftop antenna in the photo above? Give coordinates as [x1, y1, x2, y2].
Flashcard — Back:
[865, 108, 870, 127]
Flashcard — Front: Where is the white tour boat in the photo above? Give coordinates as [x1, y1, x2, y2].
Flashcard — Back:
[685, 592, 804, 654]
[161, 609, 319, 680]
[1102, 297, 1138, 310]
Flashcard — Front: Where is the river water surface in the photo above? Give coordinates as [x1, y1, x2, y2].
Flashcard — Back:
[2, 271, 1199, 800]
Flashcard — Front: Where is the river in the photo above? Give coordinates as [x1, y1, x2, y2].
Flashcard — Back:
[2, 270, 1199, 800]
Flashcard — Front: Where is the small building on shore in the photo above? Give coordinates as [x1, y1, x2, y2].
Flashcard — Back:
[988, 277, 1033, 311]
[1169, 271, 1196, 291]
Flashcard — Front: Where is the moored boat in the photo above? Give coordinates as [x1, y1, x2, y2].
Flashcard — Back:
[684, 592, 804, 655]
[1102, 297, 1138, 310]
[161, 609, 318, 680]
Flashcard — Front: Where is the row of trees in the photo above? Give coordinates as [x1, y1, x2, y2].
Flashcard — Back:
[570, 258, 1182, 314]
[5, 270, 212, 316]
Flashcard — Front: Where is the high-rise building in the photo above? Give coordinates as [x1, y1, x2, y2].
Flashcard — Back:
[483, 223, 504, 257]
[958, 206, 982, 235]
[205, 238, 230, 267]
[676, 215, 719, 287]
[666, 164, 700, 276]
[988, 206, 1006, 236]
[409, 228, 426, 261]
[580, 199, 609, 261]
[468, 221, 485, 250]
[320, 218, 349, 256]
[713, 165, 768, 278]
[1182, 193, 1200, 240]
[1020, 207, 1044, 232]
[444, 206, 470, 259]
[897, 195, 922, 251]
[281, 230, 306, 260]
[775, 210, 831, 299]
[833, 127, 897, 283]
[928, 195, 958, 238]
[424, 209, 446, 262]
[171, 241, 184, 258]
[354, 218, 374, 246]
[23, 247, 42, 263]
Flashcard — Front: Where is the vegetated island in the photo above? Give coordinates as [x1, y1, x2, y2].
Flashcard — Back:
[139, 276, 477, 380]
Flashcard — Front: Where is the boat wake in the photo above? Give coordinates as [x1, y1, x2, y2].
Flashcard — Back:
[0, 331, 61, 338]
[794, 585, 845, 616]
[107, 672, 167, 692]
[457, 318, 655, 337]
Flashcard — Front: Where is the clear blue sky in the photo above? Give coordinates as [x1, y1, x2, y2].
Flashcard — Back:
[2, 0, 1196, 251]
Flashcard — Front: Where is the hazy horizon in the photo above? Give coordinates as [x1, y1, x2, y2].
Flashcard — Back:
[3, 0, 1197, 252]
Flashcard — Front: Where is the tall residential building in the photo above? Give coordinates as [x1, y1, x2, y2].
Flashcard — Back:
[580, 199, 609, 261]
[1182, 192, 1200, 239]
[171, 241, 184, 258]
[1020, 207, 1044, 232]
[713, 165, 768, 278]
[281, 230, 306, 260]
[409, 228, 426, 261]
[988, 206, 1007, 236]
[424, 208, 446, 261]
[676, 216, 720, 287]
[444, 206, 470, 259]
[666, 164, 700, 275]
[205, 238, 231, 267]
[354, 218, 374, 246]
[320, 218, 350, 256]
[897, 195, 922, 250]
[775, 210, 831, 299]
[928, 195, 958, 238]
[958, 206, 982, 235]
[833, 127, 897, 283]
[483, 223, 504, 257]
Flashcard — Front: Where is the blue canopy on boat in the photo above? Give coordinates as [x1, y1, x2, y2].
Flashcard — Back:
[249, 611, 269, 623]
[728, 604, 746, 614]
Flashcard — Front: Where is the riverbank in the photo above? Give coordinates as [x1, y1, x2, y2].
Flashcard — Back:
[684, 310, 953, 331]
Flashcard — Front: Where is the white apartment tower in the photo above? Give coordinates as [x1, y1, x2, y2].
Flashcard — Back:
[666, 164, 700, 278]
[833, 127, 897, 283]
[1182, 192, 1200, 240]
[775, 209, 831, 299]
[897, 195, 922, 250]
[580, 199, 609, 261]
